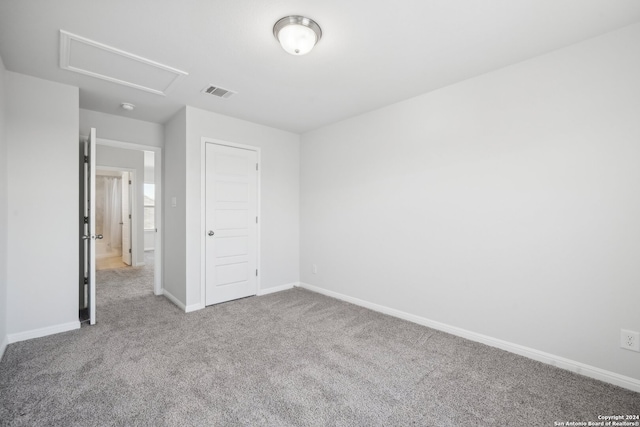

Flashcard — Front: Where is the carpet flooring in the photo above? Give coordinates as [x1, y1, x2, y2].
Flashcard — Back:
[0, 255, 638, 426]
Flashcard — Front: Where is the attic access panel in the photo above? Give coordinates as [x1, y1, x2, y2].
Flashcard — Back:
[60, 30, 188, 96]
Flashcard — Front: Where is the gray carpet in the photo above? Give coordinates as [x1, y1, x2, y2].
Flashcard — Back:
[1, 256, 638, 426]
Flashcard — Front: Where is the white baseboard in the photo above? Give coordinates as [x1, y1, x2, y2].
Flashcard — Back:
[185, 303, 205, 313]
[257, 282, 297, 296]
[163, 289, 204, 313]
[162, 289, 186, 312]
[183, 283, 296, 312]
[7, 321, 81, 344]
[297, 282, 640, 393]
[0, 334, 7, 362]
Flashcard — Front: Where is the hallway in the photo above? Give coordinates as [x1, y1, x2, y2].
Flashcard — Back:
[95, 251, 154, 309]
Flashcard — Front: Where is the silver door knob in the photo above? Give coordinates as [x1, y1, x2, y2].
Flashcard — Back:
[208, 230, 214, 236]
[82, 235, 90, 240]
[96, 234, 103, 240]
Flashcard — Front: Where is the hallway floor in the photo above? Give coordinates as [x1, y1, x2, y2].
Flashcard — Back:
[96, 255, 128, 270]
[95, 250, 154, 306]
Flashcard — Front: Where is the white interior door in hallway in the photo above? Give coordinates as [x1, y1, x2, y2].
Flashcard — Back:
[205, 142, 258, 306]
[121, 172, 132, 266]
[83, 127, 97, 325]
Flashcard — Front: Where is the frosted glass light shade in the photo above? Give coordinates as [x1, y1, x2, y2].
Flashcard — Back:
[277, 25, 317, 55]
[273, 16, 322, 56]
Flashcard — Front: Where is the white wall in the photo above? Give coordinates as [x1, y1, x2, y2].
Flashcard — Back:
[184, 106, 300, 307]
[96, 145, 145, 265]
[144, 230, 155, 251]
[144, 151, 155, 251]
[144, 151, 155, 184]
[162, 106, 300, 309]
[163, 109, 187, 303]
[0, 55, 8, 358]
[300, 23, 640, 382]
[6, 72, 79, 338]
[80, 109, 163, 148]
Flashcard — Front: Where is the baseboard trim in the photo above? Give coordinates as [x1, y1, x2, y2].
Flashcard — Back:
[185, 303, 205, 313]
[257, 282, 297, 296]
[7, 321, 81, 344]
[297, 282, 640, 393]
[0, 334, 8, 362]
[183, 283, 296, 312]
[162, 289, 186, 312]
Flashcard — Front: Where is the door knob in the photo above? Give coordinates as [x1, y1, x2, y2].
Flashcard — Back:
[208, 230, 214, 236]
[82, 235, 90, 240]
[96, 234, 103, 240]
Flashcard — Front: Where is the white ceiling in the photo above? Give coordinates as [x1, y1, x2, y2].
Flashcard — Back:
[1, 0, 639, 133]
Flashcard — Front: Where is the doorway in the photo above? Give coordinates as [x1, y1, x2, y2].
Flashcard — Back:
[94, 169, 133, 271]
[80, 134, 163, 325]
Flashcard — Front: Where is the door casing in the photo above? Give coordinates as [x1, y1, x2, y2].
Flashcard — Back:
[96, 138, 164, 296]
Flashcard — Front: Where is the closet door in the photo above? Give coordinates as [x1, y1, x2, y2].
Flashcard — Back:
[205, 143, 258, 305]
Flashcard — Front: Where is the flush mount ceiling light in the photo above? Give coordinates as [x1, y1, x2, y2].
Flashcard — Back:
[120, 102, 135, 111]
[273, 16, 322, 56]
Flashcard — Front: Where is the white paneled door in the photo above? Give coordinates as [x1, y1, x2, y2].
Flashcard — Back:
[83, 128, 97, 325]
[205, 143, 258, 306]
[121, 172, 132, 266]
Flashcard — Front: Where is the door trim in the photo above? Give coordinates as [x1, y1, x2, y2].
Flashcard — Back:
[95, 137, 163, 296]
[200, 137, 261, 309]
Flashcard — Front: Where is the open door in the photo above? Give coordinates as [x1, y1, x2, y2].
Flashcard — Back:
[83, 128, 99, 325]
[121, 172, 132, 266]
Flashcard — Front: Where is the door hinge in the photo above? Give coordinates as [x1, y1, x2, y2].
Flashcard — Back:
[83, 156, 89, 163]
[256, 163, 258, 171]
[256, 269, 258, 276]
[84, 277, 88, 285]
[129, 214, 131, 219]
[129, 180, 132, 185]
[129, 248, 132, 254]
[256, 216, 258, 224]
[83, 216, 88, 224]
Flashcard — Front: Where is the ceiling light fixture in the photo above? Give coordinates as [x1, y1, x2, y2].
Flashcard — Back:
[273, 16, 322, 56]
[120, 102, 135, 111]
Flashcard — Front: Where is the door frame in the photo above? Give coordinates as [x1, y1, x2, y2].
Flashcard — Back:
[95, 166, 137, 266]
[200, 137, 261, 309]
[96, 138, 164, 296]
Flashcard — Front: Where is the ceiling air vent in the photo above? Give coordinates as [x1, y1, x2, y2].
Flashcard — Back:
[201, 85, 236, 99]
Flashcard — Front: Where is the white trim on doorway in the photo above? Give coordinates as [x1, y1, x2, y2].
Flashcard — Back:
[200, 137, 262, 309]
[94, 137, 163, 296]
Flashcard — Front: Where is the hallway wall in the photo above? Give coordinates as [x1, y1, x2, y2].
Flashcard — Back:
[0, 54, 8, 358]
[80, 109, 163, 148]
[6, 72, 79, 339]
